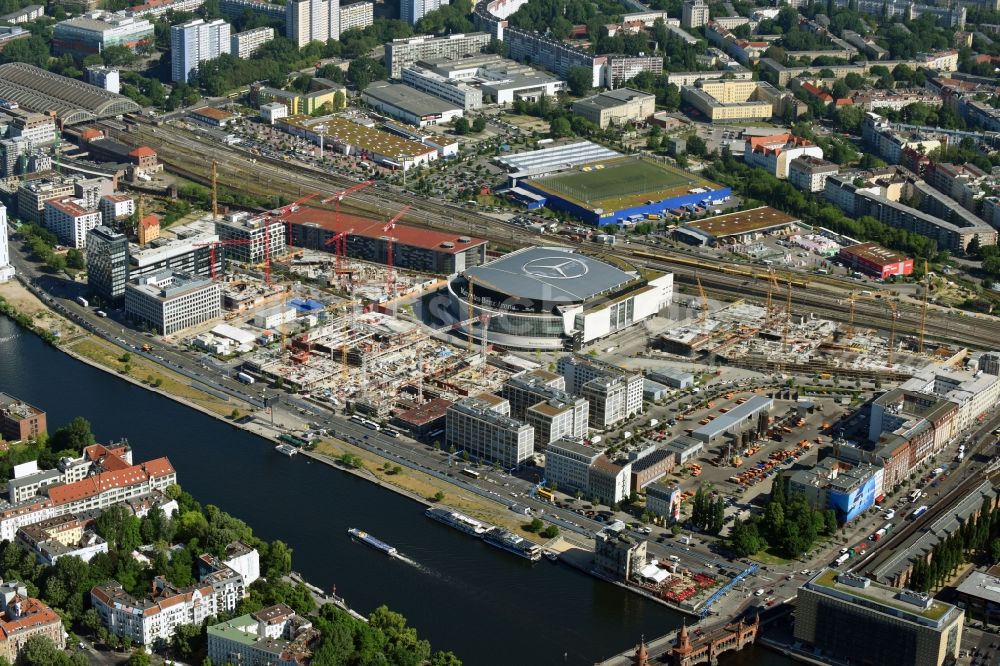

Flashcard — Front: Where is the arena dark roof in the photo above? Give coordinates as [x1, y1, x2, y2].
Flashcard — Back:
[0, 63, 140, 125]
[465, 247, 636, 304]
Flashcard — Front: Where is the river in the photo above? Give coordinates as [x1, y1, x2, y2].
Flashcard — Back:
[0, 315, 793, 666]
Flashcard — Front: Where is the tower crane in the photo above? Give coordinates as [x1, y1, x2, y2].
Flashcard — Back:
[783, 278, 792, 353]
[318, 181, 376, 272]
[192, 238, 259, 280]
[382, 205, 411, 298]
[696, 276, 709, 326]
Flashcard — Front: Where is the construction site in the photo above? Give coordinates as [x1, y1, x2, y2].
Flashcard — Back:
[657, 270, 947, 382]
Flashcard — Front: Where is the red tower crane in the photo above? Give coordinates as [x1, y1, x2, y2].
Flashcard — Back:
[382, 205, 411, 297]
[274, 192, 320, 249]
[323, 227, 355, 274]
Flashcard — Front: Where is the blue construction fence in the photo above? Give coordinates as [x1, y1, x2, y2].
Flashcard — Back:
[518, 183, 733, 226]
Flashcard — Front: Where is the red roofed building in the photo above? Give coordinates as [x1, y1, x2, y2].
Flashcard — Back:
[138, 214, 160, 246]
[128, 145, 160, 175]
[743, 133, 824, 179]
[0, 581, 64, 663]
[285, 206, 487, 274]
[1, 442, 176, 540]
[800, 81, 833, 104]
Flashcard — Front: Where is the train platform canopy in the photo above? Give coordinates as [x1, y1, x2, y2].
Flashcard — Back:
[0, 62, 140, 125]
[283, 206, 486, 254]
[463, 246, 637, 305]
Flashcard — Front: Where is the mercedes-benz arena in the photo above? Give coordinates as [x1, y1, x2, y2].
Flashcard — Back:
[446, 246, 673, 350]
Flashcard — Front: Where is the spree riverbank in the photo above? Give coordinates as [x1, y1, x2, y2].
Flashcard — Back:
[0, 315, 680, 664]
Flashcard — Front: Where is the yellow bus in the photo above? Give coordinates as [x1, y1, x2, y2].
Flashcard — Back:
[537, 487, 554, 501]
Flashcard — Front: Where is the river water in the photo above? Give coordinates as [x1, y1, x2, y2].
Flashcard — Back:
[0, 316, 792, 665]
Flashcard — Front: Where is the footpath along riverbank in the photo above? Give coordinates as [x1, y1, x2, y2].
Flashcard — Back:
[0, 279, 537, 534]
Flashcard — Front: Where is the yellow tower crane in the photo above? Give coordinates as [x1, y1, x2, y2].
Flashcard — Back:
[696, 275, 709, 326]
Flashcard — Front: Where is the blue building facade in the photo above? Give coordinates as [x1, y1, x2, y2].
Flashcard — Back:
[517, 183, 733, 226]
[828, 467, 881, 524]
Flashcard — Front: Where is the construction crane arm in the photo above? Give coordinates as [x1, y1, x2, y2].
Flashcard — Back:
[321, 180, 375, 204]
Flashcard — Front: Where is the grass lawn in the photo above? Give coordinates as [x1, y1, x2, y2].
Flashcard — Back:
[67, 337, 247, 417]
[311, 439, 533, 535]
[752, 548, 797, 565]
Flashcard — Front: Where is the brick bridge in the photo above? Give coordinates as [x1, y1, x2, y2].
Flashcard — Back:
[627, 615, 759, 666]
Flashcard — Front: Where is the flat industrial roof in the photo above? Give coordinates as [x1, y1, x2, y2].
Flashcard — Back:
[685, 206, 798, 239]
[464, 246, 637, 304]
[956, 571, 1000, 604]
[362, 81, 462, 118]
[283, 206, 486, 254]
[839, 242, 910, 266]
[279, 115, 435, 160]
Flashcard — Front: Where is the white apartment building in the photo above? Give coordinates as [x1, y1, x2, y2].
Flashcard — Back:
[544, 438, 600, 495]
[0, 444, 176, 541]
[682, 0, 709, 28]
[230, 26, 273, 57]
[286, 0, 341, 46]
[0, 205, 13, 283]
[582, 375, 640, 428]
[92, 578, 220, 645]
[7, 110, 57, 146]
[445, 394, 535, 469]
[788, 155, 839, 192]
[339, 0, 372, 32]
[98, 193, 135, 228]
[385, 33, 492, 79]
[557, 355, 643, 425]
[125, 270, 221, 335]
[171, 18, 231, 83]
[401, 0, 445, 25]
[214, 211, 288, 263]
[744, 133, 824, 179]
[901, 365, 1000, 433]
[589, 455, 632, 504]
[44, 197, 102, 249]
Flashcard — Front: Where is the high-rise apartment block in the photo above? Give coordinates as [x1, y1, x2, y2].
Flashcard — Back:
[171, 18, 231, 83]
[286, 0, 340, 46]
[385, 33, 492, 78]
[401, 0, 444, 25]
[339, 1, 373, 32]
[230, 26, 273, 57]
[681, 0, 709, 28]
[86, 225, 129, 303]
[214, 211, 287, 264]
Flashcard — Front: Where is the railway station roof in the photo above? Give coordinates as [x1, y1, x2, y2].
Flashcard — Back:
[0, 62, 140, 125]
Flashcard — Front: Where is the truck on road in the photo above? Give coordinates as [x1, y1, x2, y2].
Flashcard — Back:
[834, 552, 850, 566]
[76, 296, 89, 307]
[236, 372, 255, 384]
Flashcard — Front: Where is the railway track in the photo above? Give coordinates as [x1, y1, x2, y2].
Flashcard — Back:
[104, 119, 1000, 350]
[849, 411, 1000, 578]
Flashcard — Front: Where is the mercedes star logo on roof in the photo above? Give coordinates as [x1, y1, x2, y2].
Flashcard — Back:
[522, 257, 589, 280]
